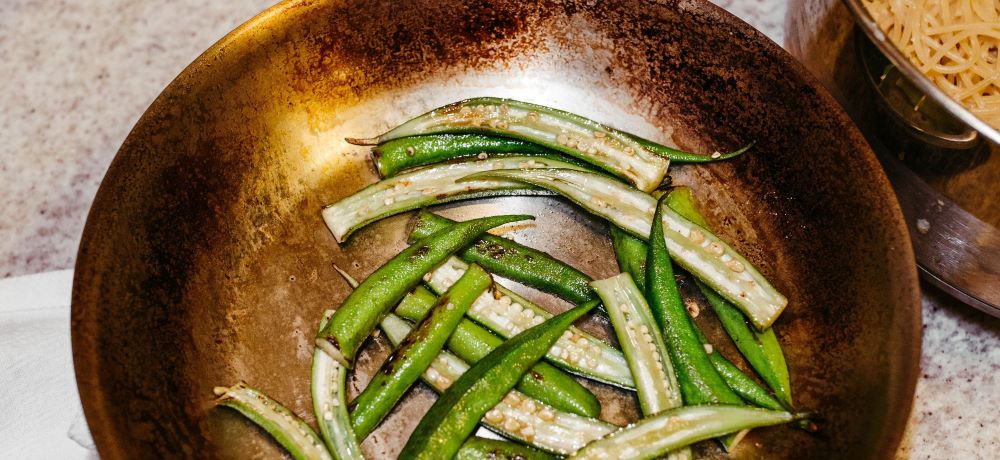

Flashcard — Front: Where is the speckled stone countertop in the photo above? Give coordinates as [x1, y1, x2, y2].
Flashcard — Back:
[1, 1, 996, 458]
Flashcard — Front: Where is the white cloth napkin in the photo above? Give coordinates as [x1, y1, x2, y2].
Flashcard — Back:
[0, 270, 98, 459]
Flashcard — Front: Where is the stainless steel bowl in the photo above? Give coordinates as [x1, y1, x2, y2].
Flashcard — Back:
[786, 0, 1000, 317]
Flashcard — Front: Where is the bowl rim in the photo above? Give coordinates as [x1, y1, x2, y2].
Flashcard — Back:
[842, 0, 1000, 145]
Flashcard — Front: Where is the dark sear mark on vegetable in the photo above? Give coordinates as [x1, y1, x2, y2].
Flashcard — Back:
[215, 98, 807, 460]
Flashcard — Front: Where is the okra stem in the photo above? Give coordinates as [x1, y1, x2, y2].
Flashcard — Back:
[350, 97, 671, 192]
[213, 383, 333, 460]
[398, 301, 600, 460]
[394, 285, 601, 418]
[350, 264, 493, 439]
[410, 210, 598, 305]
[462, 168, 788, 330]
[316, 214, 531, 368]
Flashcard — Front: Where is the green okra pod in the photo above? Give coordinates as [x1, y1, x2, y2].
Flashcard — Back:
[410, 210, 598, 305]
[456, 437, 557, 460]
[647, 196, 743, 407]
[347, 97, 671, 192]
[610, 226, 649, 293]
[372, 134, 561, 177]
[214, 383, 333, 460]
[322, 156, 583, 243]
[666, 187, 792, 407]
[569, 405, 804, 460]
[398, 301, 600, 460]
[311, 310, 364, 460]
[379, 313, 614, 455]
[316, 214, 532, 368]
[462, 168, 788, 330]
[350, 264, 493, 439]
[425, 257, 634, 388]
[394, 285, 601, 418]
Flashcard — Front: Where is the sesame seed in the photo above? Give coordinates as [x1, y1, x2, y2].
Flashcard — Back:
[704, 343, 714, 354]
[711, 151, 722, 159]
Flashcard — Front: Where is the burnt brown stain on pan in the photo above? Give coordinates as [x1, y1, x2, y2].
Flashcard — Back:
[72, 0, 920, 459]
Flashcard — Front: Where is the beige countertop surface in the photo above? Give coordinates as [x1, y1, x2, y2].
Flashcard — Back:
[1, 0, 996, 458]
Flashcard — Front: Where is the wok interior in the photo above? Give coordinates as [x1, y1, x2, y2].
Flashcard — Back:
[72, 0, 920, 458]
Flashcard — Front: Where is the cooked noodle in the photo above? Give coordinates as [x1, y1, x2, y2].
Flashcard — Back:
[862, 0, 1000, 129]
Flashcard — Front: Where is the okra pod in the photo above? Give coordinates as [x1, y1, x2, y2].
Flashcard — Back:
[372, 134, 561, 177]
[350, 264, 493, 439]
[569, 405, 803, 460]
[666, 187, 792, 406]
[609, 226, 649, 293]
[590, 273, 682, 414]
[647, 197, 743, 407]
[463, 168, 788, 330]
[398, 301, 600, 459]
[457, 437, 557, 460]
[348, 97, 671, 192]
[425, 257, 634, 388]
[705, 347, 786, 411]
[322, 156, 583, 243]
[625, 134, 755, 163]
[213, 383, 333, 460]
[379, 314, 614, 455]
[316, 214, 531, 368]
[311, 310, 364, 460]
[394, 285, 601, 418]
[410, 210, 598, 305]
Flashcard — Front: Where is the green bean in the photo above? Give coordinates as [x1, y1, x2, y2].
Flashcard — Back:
[394, 285, 601, 418]
[425, 257, 634, 388]
[456, 437, 557, 460]
[569, 405, 803, 460]
[311, 310, 364, 460]
[398, 301, 600, 459]
[350, 264, 493, 439]
[213, 383, 332, 460]
[379, 313, 614, 454]
[461, 168, 788, 330]
[666, 187, 792, 407]
[322, 155, 584, 243]
[609, 226, 649, 293]
[316, 214, 531, 368]
[410, 210, 598, 305]
[647, 196, 742, 407]
[372, 134, 561, 177]
[347, 97, 671, 192]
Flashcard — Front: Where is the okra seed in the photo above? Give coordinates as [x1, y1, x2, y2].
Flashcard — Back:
[727, 259, 745, 273]
[532, 316, 543, 325]
[504, 418, 521, 432]
[499, 296, 512, 306]
[557, 133, 569, 145]
[485, 409, 504, 423]
[383, 197, 394, 206]
[521, 425, 535, 437]
[522, 309, 534, 319]
[688, 229, 705, 244]
[497, 121, 509, 130]
[639, 325, 649, 334]
[459, 106, 472, 115]
[708, 242, 725, 256]
[477, 152, 488, 160]
[213, 387, 227, 396]
[594, 131, 606, 138]
[588, 358, 599, 367]
[446, 302, 455, 310]
[704, 343, 714, 354]
[538, 408, 556, 421]
[323, 411, 334, 420]
[427, 368, 441, 382]
[711, 151, 722, 159]
[330, 397, 340, 407]
[577, 140, 590, 151]
[522, 399, 537, 413]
